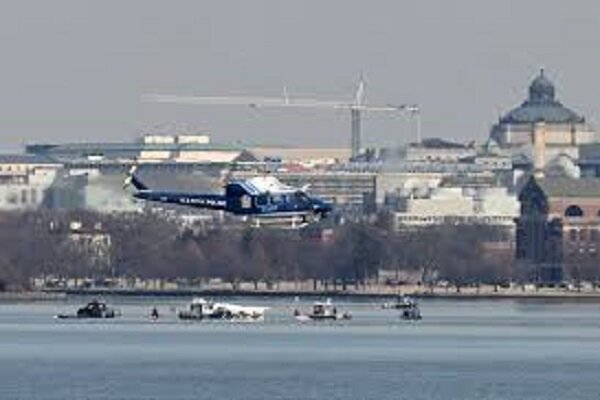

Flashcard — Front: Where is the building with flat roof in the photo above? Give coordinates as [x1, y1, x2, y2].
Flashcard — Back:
[401, 138, 477, 163]
[21, 134, 257, 213]
[249, 146, 350, 166]
[26, 133, 256, 166]
[393, 186, 519, 229]
[0, 155, 62, 210]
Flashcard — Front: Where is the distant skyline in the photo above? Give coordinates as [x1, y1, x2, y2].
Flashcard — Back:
[1, 1, 600, 152]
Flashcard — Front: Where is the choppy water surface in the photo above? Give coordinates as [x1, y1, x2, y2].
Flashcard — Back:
[1, 296, 600, 400]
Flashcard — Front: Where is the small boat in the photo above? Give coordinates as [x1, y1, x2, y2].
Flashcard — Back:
[401, 305, 422, 320]
[178, 298, 268, 321]
[55, 299, 118, 319]
[294, 299, 351, 321]
[399, 298, 422, 321]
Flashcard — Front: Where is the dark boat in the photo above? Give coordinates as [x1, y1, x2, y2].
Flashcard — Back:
[56, 299, 118, 319]
[400, 298, 422, 321]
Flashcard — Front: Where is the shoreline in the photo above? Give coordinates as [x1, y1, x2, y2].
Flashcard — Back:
[15, 287, 600, 301]
[0, 291, 67, 301]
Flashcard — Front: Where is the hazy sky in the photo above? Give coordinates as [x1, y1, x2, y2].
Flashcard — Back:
[2, 1, 600, 151]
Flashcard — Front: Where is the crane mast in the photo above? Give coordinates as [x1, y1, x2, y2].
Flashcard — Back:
[350, 108, 361, 159]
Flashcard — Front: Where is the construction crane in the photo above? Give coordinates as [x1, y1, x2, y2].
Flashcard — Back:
[142, 78, 419, 160]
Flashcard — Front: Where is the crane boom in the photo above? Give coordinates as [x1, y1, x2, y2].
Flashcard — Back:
[142, 93, 412, 112]
[142, 79, 419, 159]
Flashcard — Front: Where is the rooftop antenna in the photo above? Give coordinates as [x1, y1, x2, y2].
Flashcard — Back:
[354, 75, 365, 107]
[350, 75, 365, 158]
[283, 86, 290, 105]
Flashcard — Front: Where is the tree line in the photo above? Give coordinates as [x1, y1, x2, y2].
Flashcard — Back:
[0, 209, 558, 291]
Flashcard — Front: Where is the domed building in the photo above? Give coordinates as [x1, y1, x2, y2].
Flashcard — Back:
[491, 70, 596, 147]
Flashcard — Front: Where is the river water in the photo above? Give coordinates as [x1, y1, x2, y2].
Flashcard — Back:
[1, 296, 599, 400]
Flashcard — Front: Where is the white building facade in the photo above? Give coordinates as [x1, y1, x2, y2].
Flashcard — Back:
[393, 186, 519, 229]
[0, 155, 61, 211]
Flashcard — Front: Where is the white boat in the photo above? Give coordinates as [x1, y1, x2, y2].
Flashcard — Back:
[382, 295, 418, 310]
[178, 298, 268, 321]
[382, 295, 422, 320]
[294, 299, 351, 321]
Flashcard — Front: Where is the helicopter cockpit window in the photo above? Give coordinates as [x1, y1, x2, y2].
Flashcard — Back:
[256, 195, 268, 206]
[295, 192, 310, 205]
[271, 194, 283, 204]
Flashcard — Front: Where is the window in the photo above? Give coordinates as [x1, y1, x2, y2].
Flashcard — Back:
[240, 195, 251, 209]
[591, 230, 599, 242]
[6, 193, 17, 204]
[565, 205, 584, 217]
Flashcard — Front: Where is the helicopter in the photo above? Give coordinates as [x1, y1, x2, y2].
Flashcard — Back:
[123, 166, 332, 226]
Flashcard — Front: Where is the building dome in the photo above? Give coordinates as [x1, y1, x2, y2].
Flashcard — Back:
[499, 70, 584, 125]
[528, 69, 555, 104]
